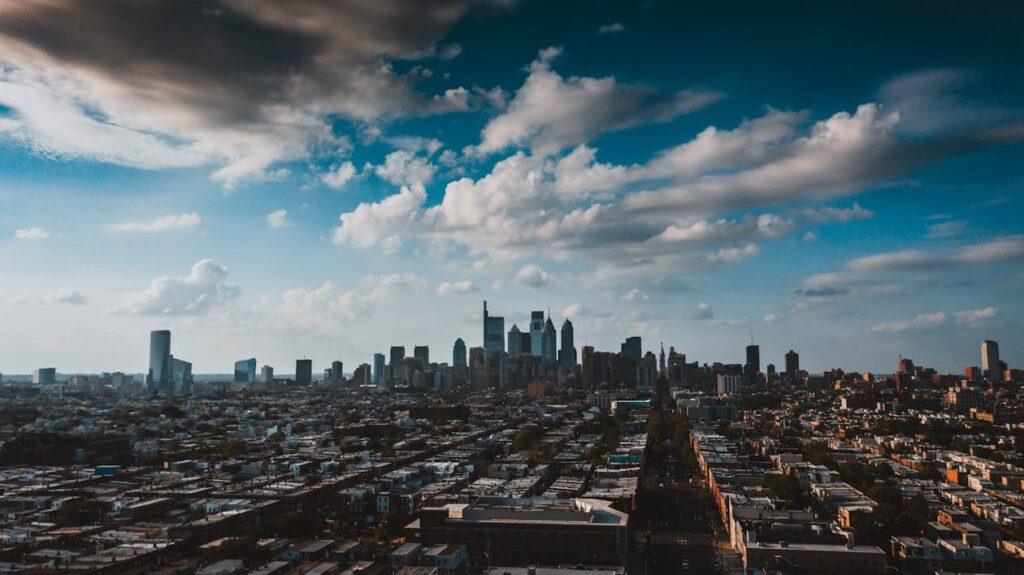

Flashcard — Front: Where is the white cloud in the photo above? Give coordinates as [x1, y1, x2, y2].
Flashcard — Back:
[763, 314, 777, 323]
[847, 235, 1024, 271]
[11, 288, 88, 306]
[332, 184, 426, 253]
[14, 227, 49, 240]
[437, 280, 478, 295]
[513, 264, 551, 288]
[803, 202, 875, 223]
[471, 47, 720, 156]
[373, 150, 436, 187]
[597, 23, 625, 34]
[107, 213, 201, 234]
[869, 306, 997, 333]
[265, 209, 289, 229]
[323, 161, 357, 189]
[690, 301, 714, 320]
[112, 259, 240, 315]
[706, 243, 760, 264]
[926, 220, 965, 238]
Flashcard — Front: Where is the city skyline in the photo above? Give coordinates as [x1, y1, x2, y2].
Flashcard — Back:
[2, 1, 1024, 374]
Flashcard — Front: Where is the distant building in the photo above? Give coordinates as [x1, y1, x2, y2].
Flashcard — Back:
[261, 365, 274, 386]
[717, 373, 744, 396]
[32, 367, 56, 385]
[530, 311, 544, 356]
[982, 340, 1002, 383]
[147, 330, 172, 393]
[414, 346, 430, 364]
[560, 319, 576, 371]
[621, 336, 641, 363]
[374, 353, 385, 385]
[352, 363, 371, 386]
[331, 360, 344, 384]
[452, 339, 466, 367]
[234, 358, 256, 385]
[785, 349, 800, 381]
[541, 317, 557, 367]
[483, 301, 505, 359]
[295, 359, 312, 386]
[170, 357, 192, 393]
[507, 324, 523, 359]
[581, 345, 595, 390]
[745, 344, 760, 375]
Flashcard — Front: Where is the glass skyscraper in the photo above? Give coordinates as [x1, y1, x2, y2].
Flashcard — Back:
[483, 301, 505, 358]
[147, 330, 171, 393]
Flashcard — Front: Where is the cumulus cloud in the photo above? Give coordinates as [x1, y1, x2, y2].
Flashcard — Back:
[332, 184, 426, 253]
[803, 202, 875, 223]
[437, 280, 478, 295]
[107, 213, 201, 234]
[14, 227, 48, 240]
[373, 150, 437, 187]
[690, 301, 714, 320]
[265, 209, 289, 229]
[0, 0, 478, 186]
[112, 259, 240, 315]
[273, 272, 426, 334]
[470, 47, 721, 156]
[322, 161, 357, 189]
[513, 264, 551, 288]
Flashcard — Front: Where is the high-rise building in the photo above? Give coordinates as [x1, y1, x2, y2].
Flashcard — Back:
[483, 301, 505, 358]
[581, 345, 595, 390]
[32, 367, 56, 385]
[261, 365, 274, 386]
[414, 345, 430, 364]
[507, 325, 522, 359]
[147, 330, 172, 393]
[784, 350, 800, 381]
[745, 344, 760, 375]
[530, 311, 544, 356]
[352, 363, 371, 386]
[541, 317, 557, 367]
[717, 373, 744, 396]
[453, 339, 467, 367]
[234, 358, 257, 385]
[982, 340, 1002, 383]
[170, 357, 193, 393]
[621, 336, 641, 363]
[390, 346, 406, 366]
[296, 359, 313, 386]
[560, 319, 576, 371]
[373, 353, 385, 384]
[331, 360, 344, 383]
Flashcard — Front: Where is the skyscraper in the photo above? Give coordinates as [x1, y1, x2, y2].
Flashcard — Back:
[331, 360, 344, 383]
[982, 340, 1002, 383]
[147, 329, 172, 393]
[234, 358, 256, 385]
[621, 336, 641, 363]
[530, 311, 544, 356]
[560, 319, 576, 371]
[508, 325, 522, 359]
[261, 365, 274, 386]
[745, 344, 760, 375]
[581, 345, 595, 390]
[170, 357, 192, 393]
[541, 317, 557, 367]
[373, 353, 385, 385]
[483, 301, 505, 358]
[32, 367, 56, 385]
[414, 345, 430, 363]
[453, 338, 467, 367]
[296, 359, 313, 386]
[785, 350, 800, 382]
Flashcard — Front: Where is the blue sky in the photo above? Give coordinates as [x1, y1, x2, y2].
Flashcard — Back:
[0, 0, 1022, 374]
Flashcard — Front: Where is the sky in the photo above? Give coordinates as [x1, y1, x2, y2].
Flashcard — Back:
[1, 0, 1022, 375]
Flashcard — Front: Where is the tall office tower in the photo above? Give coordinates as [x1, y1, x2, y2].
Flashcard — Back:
[745, 344, 760, 375]
[352, 363, 371, 386]
[982, 340, 1002, 383]
[784, 350, 800, 382]
[560, 319, 576, 371]
[234, 358, 257, 385]
[147, 329, 172, 393]
[659, 344, 666, 377]
[414, 345, 430, 363]
[373, 353, 385, 384]
[621, 336, 641, 363]
[766, 363, 776, 383]
[295, 359, 313, 386]
[530, 311, 545, 356]
[898, 357, 914, 375]
[390, 346, 406, 368]
[483, 301, 505, 358]
[32, 367, 56, 385]
[508, 325, 523, 359]
[170, 357, 193, 393]
[541, 317, 557, 366]
[581, 345, 595, 390]
[261, 365, 274, 386]
[453, 338, 467, 367]
[331, 360, 344, 383]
